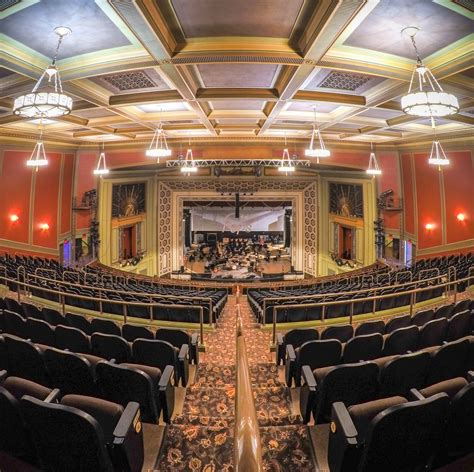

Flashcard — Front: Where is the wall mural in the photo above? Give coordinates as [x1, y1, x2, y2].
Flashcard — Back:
[329, 182, 363, 218]
[112, 183, 146, 218]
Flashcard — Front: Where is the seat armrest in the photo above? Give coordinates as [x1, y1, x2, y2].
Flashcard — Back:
[159, 365, 174, 390]
[191, 333, 199, 346]
[44, 388, 61, 403]
[286, 344, 296, 362]
[112, 402, 144, 472]
[467, 371, 474, 382]
[302, 365, 317, 390]
[276, 333, 284, 346]
[409, 388, 425, 401]
[331, 402, 358, 440]
[0, 370, 7, 382]
[178, 344, 188, 361]
[158, 365, 175, 423]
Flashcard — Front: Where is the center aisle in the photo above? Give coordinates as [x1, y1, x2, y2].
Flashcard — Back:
[156, 295, 314, 471]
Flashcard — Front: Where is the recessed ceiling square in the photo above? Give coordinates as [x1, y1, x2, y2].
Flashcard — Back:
[170, 0, 304, 38]
[211, 100, 264, 110]
[138, 102, 188, 112]
[344, 0, 473, 59]
[197, 64, 278, 88]
[287, 102, 340, 113]
[92, 69, 170, 93]
[1, 0, 131, 58]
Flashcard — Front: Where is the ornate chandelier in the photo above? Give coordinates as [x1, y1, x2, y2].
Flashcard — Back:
[305, 107, 330, 162]
[146, 121, 171, 161]
[27, 120, 48, 169]
[401, 27, 459, 117]
[13, 27, 73, 118]
[93, 144, 110, 175]
[366, 143, 382, 175]
[278, 135, 295, 173]
[181, 139, 197, 173]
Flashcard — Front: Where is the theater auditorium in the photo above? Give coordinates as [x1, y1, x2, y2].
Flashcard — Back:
[0, 1, 473, 471]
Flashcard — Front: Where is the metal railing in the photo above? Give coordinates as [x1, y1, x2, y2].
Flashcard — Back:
[234, 303, 263, 471]
[269, 272, 474, 344]
[0, 274, 206, 343]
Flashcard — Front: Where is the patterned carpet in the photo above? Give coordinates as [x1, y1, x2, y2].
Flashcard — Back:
[155, 296, 315, 471]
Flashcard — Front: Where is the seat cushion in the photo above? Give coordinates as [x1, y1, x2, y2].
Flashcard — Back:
[348, 396, 407, 438]
[121, 363, 162, 382]
[313, 365, 334, 383]
[419, 377, 468, 399]
[79, 353, 105, 366]
[3, 376, 52, 400]
[61, 394, 124, 443]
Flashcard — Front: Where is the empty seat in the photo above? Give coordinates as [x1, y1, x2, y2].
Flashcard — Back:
[96, 360, 175, 423]
[44, 348, 101, 396]
[55, 324, 91, 354]
[156, 328, 199, 366]
[321, 324, 354, 343]
[122, 323, 154, 342]
[446, 310, 471, 341]
[342, 333, 383, 364]
[276, 328, 318, 366]
[427, 338, 470, 385]
[453, 299, 471, 316]
[412, 308, 435, 326]
[286, 305, 307, 322]
[91, 318, 121, 336]
[383, 325, 419, 356]
[65, 312, 93, 335]
[301, 362, 379, 424]
[287, 339, 342, 387]
[433, 304, 454, 320]
[418, 318, 448, 349]
[5, 297, 22, 314]
[42, 307, 65, 326]
[22, 302, 44, 320]
[385, 314, 411, 334]
[354, 320, 385, 337]
[91, 332, 131, 363]
[3, 309, 28, 338]
[27, 318, 56, 346]
[328, 393, 449, 472]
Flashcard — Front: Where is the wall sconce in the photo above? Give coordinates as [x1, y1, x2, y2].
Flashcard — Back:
[425, 223, 435, 231]
[39, 223, 50, 231]
[9, 214, 19, 223]
[456, 213, 466, 222]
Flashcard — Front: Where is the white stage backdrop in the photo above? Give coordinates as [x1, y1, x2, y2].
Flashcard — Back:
[190, 208, 284, 233]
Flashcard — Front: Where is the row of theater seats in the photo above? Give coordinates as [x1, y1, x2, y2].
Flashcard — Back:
[0, 370, 156, 471]
[281, 300, 473, 386]
[318, 374, 474, 471]
[0, 255, 228, 323]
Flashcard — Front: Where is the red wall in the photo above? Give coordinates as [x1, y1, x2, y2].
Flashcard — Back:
[401, 154, 415, 236]
[378, 151, 401, 232]
[0, 149, 75, 256]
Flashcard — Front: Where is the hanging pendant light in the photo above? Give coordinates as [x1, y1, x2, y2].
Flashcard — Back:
[27, 119, 48, 169]
[181, 137, 197, 173]
[305, 106, 330, 162]
[93, 143, 109, 175]
[427, 118, 449, 167]
[13, 27, 73, 118]
[366, 143, 382, 175]
[146, 119, 171, 161]
[278, 134, 295, 173]
[401, 27, 458, 117]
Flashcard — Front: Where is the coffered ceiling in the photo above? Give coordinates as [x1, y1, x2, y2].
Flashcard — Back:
[0, 0, 472, 149]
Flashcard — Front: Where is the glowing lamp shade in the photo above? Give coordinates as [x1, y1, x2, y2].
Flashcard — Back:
[26, 141, 48, 167]
[278, 148, 295, 173]
[40, 223, 50, 231]
[180, 148, 198, 173]
[425, 223, 435, 231]
[457, 213, 465, 222]
[9, 214, 19, 222]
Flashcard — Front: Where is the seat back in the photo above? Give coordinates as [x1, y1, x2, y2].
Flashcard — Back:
[91, 332, 131, 363]
[321, 324, 354, 343]
[155, 328, 190, 349]
[299, 339, 342, 371]
[132, 339, 177, 372]
[284, 328, 319, 349]
[446, 310, 471, 341]
[418, 318, 448, 349]
[55, 324, 91, 354]
[383, 325, 419, 356]
[65, 312, 93, 335]
[379, 351, 431, 397]
[427, 338, 470, 385]
[359, 394, 449, 472]
[412, 308, 435, 326]
[42, 307, 65, 326]
[343, 333, 383, 363]
[22, 302, 44, 320]
[316, 362, 379, 423]
[453, 299, 471, 316]
[27, 318, 56, 346]
[3, 309, 27, 338]
[96, 361, 159, 423]
[385, 314, 411, 334]
[44, 348, 98, 396]
[354, 320, 385, 337]
[91, 318, 121, 336]
[433, 304, 453, 320]
[122, 323, 154, 342]
[5, 297, 22, 313]
[21, 395, 114, 472]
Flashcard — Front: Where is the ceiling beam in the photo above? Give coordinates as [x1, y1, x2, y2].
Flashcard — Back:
[109, 90, 183, 107]
[293, 90, 366, 106]
[196, 88, 279, 101]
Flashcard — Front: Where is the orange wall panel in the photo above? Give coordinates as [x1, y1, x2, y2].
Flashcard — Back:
[401, 154, 415, 236]
[378, 152, 401, 231]
[0, 151, 32, 244]
[60, 154, 75, 235]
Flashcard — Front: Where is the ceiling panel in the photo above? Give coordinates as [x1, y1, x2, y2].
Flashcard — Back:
[0, 0, 131, 58]
[211, 100, 264, 110]
[91, 69, 170, 94]
[74, 108, 117, 119]
[169, 0, 304, 38]
[0, 67, 14, 79]
[138, 102, 189, 113]
[287, 102, 340, 113]
[304, 70, 381, 94]
[344, 0, 473, 59]
[197, 64, 278, 88]
[357, 108, 403, 119]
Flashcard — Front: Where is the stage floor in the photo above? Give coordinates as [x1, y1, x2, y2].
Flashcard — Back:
[185, 260, 291, 276]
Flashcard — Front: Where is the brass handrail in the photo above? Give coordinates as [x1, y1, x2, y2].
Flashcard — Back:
[270, 273, 474, 344]
[0, 274, 206, 343]
[234, 303, 263, 471]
